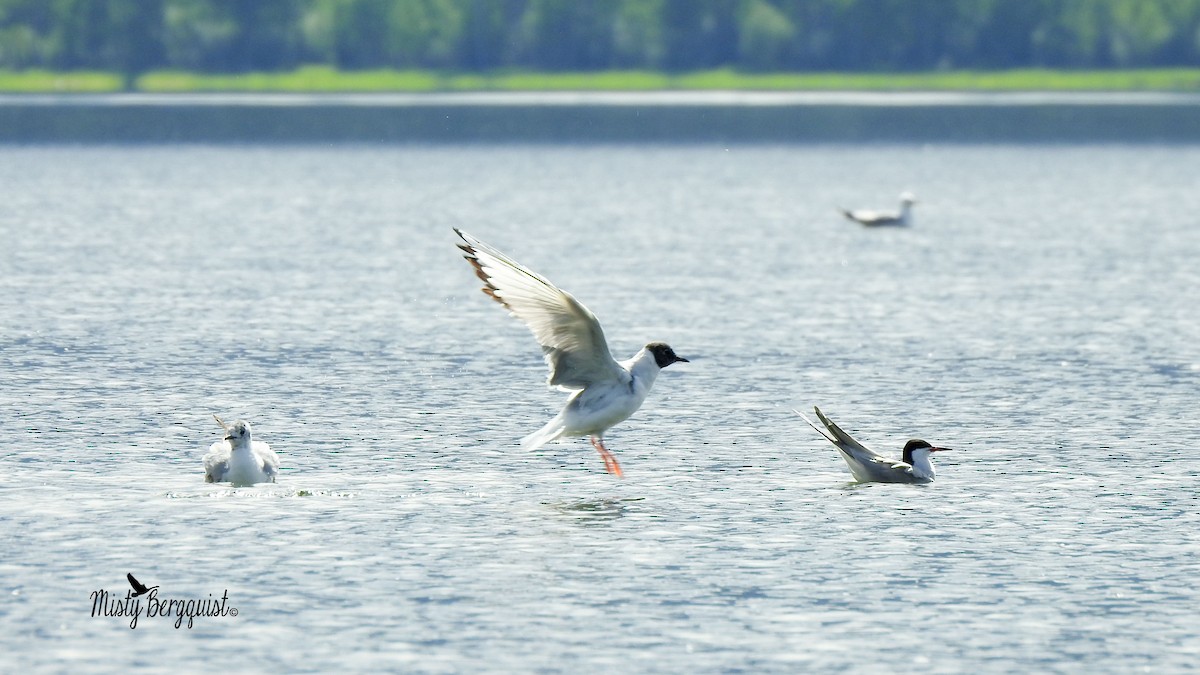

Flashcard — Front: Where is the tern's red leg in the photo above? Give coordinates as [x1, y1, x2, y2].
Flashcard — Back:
[589, 436, 624, 478]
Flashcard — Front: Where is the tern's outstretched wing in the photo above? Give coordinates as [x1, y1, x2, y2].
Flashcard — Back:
[798, 407, 916, 482]
[795, 408, 839, 445]
[455, 229, 627, 391]
[811, 407, 882, 458]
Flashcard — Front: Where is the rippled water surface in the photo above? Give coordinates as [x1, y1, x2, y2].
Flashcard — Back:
[2, 144, 1199, 672]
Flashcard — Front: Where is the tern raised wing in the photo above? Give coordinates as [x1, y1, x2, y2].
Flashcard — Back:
[796, 406, 949, 483]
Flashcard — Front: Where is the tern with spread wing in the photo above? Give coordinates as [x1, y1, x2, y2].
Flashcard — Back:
[454, 229, 688, 478]
[795, 406, 949, 483]
[204, 416, 279, 486]
[839, 192, 916, 227]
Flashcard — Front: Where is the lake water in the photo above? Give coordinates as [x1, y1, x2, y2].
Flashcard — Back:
[1, 142, 1199, 672]
[5, 92, 1200, 142]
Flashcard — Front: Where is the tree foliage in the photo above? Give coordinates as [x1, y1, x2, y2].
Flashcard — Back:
[2, 0, 1199, 74]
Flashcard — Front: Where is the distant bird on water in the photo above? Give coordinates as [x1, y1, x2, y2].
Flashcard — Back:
[454, 228, 688, 478]
[839, 192, 916, 226]
[795, 406, 950, 483]
[204, 415, 279, 486]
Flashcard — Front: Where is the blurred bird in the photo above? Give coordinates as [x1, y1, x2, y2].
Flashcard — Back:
[839, 192, 916, 226]
[795, 406, 949, 483]
[204, 416, 279, 486]
[454, 229, 688, 478]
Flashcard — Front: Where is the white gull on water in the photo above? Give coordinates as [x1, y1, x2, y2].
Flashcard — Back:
[203, 415, 279, 486]
[454, 229, 688, 478]
[839, 192, 916, 226]
[795, 406, 950, 483]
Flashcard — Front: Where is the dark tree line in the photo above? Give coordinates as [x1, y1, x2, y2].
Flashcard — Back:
[2, 0, 1199, 75]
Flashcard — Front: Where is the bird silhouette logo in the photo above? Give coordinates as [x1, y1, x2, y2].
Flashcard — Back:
[126, 573, 158, 598]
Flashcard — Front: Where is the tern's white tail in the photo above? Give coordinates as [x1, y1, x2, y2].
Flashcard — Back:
[521, 417, 567, 451]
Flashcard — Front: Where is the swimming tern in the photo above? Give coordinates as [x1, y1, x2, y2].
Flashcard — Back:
[204, 415, 279, 486]
[795, 406, 949, 483]
[454, 229, 688, 478]
[838, 192, 916, 226]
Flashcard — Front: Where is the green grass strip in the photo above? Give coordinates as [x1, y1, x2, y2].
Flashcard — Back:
[0, 69, 124, 92]
[138, 66, 443, 92]
[2, 66, 1200, 93]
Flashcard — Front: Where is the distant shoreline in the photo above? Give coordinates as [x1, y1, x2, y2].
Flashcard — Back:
[3, 90, 1199, 143]
[5, 91, 1200, 107]
[4, 67, 1200, 94]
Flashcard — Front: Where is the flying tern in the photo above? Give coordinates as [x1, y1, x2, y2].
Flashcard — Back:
[454, 229, 688, 478]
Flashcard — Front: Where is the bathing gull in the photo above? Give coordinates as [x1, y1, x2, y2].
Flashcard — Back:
[204, 415, 279, 486]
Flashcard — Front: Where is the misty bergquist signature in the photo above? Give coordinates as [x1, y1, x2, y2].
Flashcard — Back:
[89, 574, 237, 629]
